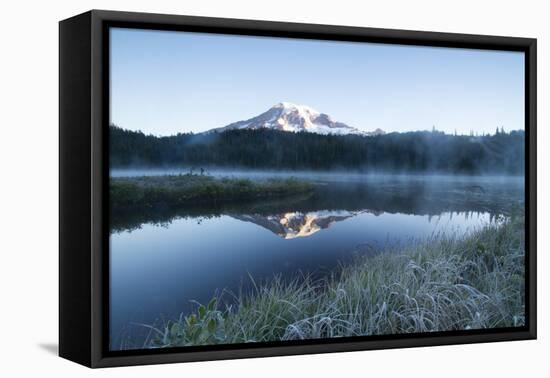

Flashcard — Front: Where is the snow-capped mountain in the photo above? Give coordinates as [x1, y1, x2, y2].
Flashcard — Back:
[210, 102, 384, 136]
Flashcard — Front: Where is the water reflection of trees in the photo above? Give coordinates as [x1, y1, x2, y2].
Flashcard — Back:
[110, 180, 524, 233]
[428, 210, 505, 224]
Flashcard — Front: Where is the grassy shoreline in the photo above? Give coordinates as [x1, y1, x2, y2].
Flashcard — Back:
[134, 213, 524, 349]
[110, 174, 315, 208]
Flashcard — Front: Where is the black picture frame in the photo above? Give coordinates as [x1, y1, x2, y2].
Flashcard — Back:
[59, 9, 537, 368]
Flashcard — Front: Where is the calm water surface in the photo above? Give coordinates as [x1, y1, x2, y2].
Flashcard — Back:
[109, 171, 524, 349]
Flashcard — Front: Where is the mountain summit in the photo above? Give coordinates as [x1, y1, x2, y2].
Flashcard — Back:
[210, 102, 384, 136]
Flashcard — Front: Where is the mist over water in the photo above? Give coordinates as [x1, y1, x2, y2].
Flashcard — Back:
[110, 167, 523, 182]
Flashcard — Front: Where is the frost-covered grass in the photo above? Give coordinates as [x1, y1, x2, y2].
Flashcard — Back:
[137, 213, 524, 349]
[110, 174, 314, 208]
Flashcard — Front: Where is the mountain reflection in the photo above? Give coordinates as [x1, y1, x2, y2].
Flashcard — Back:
[232, 210, 370, 239]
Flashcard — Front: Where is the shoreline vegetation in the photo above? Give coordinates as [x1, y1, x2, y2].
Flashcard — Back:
[110, 174, 315, 208]
[129, 213, 524, 350]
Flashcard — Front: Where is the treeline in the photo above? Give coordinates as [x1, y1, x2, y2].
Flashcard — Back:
[110, 125, 525, 174]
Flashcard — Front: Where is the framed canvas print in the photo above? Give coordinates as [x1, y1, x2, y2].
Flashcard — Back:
[59, 10, 537, 368]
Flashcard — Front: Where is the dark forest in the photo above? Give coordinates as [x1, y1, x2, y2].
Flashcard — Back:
[110, 125, 524, 174]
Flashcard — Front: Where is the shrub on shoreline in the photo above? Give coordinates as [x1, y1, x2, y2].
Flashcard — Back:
[110, 174, 315, 208]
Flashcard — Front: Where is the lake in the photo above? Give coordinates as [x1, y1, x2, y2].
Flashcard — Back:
[109, 171, 524, 349]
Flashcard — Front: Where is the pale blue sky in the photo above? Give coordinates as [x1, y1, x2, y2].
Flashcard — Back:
[110, 27, 525, 136]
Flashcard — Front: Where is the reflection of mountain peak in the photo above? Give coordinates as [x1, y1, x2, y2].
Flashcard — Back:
[232, 210, 364, 239]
